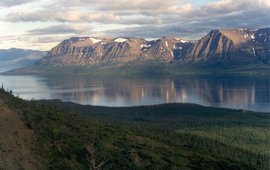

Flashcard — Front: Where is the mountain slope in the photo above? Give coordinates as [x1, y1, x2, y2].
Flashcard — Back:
[37, 37, 192, 66]
[0, 48, 46, 72]
[181, 28, 270, 65]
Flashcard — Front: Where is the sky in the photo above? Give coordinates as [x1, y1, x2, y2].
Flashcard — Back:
[0, 0, 270, 50]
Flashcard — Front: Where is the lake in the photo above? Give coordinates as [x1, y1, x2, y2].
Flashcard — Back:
[0, 75, 269, 112]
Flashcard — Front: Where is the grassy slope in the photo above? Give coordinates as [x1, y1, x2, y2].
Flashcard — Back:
[0, 89, 270, 169]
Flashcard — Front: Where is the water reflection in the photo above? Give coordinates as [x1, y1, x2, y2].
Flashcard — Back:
[0, 75, 51, 99]
[0, 75, 269, 112]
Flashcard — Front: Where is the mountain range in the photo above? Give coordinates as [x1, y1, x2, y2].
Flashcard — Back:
[37, 28, 270, 67]
[0, 48, 46, 72]
[37, 36, 192, 66]
[2, 28, 270, 75]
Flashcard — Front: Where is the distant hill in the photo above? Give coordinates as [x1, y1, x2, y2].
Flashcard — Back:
[0, 48, 46, 72]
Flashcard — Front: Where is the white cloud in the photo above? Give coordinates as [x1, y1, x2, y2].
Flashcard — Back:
[6, 8, 121, 23]
[28, 24, 91, 35]
[0, 0, 269, 50]
[0, 0, 35, 6]
[63, 0, 187, 11]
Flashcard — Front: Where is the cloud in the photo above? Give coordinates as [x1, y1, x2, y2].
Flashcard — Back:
[6, 9, 121, 23]
[5, 0, 191, 23]
[32, 36, 73, 44]
[102, 0, 270, 39]
[5, 0, 270, 29]
[186, 0, 270, 27]
[1, 0, 270, 50]
[104, 24, 209, 40]
[0, 0, 34, 6]
[63, 0, 187, 11]
[28, 24, 91, 35]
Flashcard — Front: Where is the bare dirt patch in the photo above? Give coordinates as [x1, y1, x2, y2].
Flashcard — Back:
[0, 100, 41, 170]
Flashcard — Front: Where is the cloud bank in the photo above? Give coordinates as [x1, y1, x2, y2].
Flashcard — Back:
[0, 0, 270, 50]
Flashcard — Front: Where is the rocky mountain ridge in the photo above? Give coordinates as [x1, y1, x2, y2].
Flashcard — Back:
[181, 28, 270, 65]
[37, 36, 193, 66]
[36, 28, 270, 67]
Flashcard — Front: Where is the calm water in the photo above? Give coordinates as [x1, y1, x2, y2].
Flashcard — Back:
[0, 75, 269, 112]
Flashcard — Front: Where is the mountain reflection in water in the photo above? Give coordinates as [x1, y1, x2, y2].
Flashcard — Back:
[0, 75, 269, 112]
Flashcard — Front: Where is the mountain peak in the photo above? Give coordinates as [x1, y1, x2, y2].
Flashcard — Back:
[182, 28, 270, 65]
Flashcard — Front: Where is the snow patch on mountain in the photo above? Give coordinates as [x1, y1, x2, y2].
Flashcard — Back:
[174, 38, 188, 43]
[165, 41, 169, 47]
[140, 44, 151, 48]
[89, 38, 102, 44]
[114, 38, 127, 43]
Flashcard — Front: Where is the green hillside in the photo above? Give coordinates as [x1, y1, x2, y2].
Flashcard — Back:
[0, 88, 269, 169]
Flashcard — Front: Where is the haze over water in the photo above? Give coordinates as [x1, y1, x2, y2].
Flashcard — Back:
[0, 75, 269, 112]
